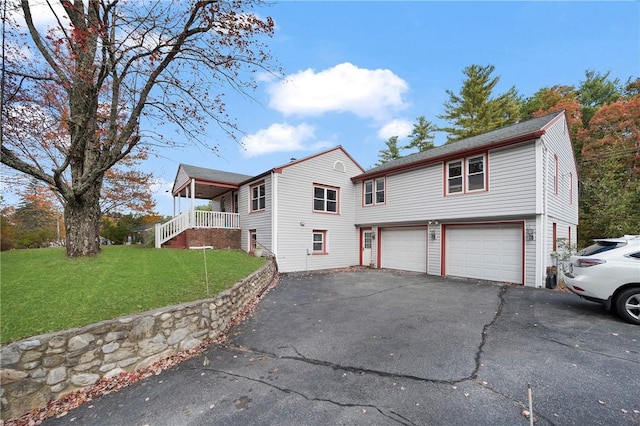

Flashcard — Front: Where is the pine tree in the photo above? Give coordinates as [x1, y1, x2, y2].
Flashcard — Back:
[377, 136, 402, 165]
[439, 64, 521, 143]
[404, 116, 436, 153]
[579, 69, 621, 127]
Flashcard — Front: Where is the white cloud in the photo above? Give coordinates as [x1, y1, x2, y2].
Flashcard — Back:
[12, 1, 69, 31]
[241, 123, 327, 157]
[267, 62, 409, 120]
[378, 119, 413, 140]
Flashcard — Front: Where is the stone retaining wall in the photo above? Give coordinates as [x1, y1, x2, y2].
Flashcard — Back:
[0, 260, 276, 421]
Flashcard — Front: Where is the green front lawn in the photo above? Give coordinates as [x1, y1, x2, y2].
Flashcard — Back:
[0, 246, 265, 344]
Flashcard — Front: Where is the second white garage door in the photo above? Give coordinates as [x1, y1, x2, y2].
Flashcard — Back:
[445, 224, 522, 284]
[380, 227, 427, 273]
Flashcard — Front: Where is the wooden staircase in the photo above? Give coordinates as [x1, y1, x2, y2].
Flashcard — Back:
[155, 208, 241, 248]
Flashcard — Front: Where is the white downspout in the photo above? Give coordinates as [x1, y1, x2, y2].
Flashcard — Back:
[271, 172, 278, 258]
[541, 138, 551, 288]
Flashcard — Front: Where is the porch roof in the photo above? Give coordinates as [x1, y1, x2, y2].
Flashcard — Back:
[173, 164, 252, 200]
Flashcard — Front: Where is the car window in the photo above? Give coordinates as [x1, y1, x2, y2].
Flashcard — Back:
[577, 241, 627, 256]
[628, 252, 640, 259]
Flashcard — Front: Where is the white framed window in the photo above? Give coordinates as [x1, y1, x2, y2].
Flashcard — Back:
[446, 155, 486, 195]
[467, 156, 485, 191]
[363, 177, 385, 206]
[447, 160, 463, 194]
[364, 180, 373, 205]
[313, 184, 339, 213]
[251, 182, 265, 212]
[312, 230, 327, 254]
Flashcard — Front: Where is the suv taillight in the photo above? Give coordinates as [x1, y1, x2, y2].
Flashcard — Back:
[575, 258, 606, 267]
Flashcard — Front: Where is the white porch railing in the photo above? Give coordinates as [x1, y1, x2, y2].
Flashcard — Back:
[155, 209, 240, 248]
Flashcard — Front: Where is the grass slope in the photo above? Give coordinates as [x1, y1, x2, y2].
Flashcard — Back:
[0, 246, 265, 344]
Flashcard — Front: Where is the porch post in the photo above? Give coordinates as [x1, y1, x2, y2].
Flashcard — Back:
[190, 178, 196, 225]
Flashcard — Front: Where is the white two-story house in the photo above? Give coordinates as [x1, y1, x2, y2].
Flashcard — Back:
[159, 110, 578, 287]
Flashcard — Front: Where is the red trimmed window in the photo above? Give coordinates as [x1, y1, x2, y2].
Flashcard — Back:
[250, 182, 265, 212]
[446, 154, 486, 195]
[364, 177, 385, 205]
[313, 184, 339, 213]
[312, 230, 327, 254]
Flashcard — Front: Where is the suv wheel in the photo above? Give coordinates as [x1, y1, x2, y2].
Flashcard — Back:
[615, 287, 640, 325]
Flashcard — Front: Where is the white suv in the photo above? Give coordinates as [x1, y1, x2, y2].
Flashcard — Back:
[564, 235, 640, 325]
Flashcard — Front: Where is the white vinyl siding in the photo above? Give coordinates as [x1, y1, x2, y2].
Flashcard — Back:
[355, 143, 538, 226]
[274, 149, 362, 273]
[427, 225, 441, 276]
[240, 175, 273, 253]
[173, 167, 190, 193]
[544, 118, 579, 226]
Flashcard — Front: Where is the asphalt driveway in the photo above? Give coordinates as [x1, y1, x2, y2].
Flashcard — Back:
[45, 270, 640, 425]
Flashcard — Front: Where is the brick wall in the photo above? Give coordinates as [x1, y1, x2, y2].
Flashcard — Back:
[185, 229, 241, 249]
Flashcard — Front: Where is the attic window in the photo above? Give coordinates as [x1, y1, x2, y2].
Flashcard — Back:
[334, 161, 346, 172]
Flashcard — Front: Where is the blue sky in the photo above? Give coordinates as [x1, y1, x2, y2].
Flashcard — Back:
[3, 1, 639, 216]
[147, 0, 639, 216]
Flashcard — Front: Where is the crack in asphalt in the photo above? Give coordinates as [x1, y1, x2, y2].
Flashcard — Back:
[465, 286, 560, 424]
[199, 366, 415, 425]
[471, 285, 508, 379]
[230, 343, 457, 385]
[204, 284, 540, 424]
[547, 338, 640, 364]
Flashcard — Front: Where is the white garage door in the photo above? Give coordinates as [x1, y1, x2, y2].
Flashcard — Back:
[446, 224, 522, 284]
[381, 227, 427, 273]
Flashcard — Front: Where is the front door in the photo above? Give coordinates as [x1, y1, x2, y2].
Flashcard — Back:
[361, 230, 373, 266]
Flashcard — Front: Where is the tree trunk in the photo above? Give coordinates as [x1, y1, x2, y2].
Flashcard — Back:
[64, 184, 103, 257]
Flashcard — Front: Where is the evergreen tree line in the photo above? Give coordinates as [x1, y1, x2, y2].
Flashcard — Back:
[378, 65, 639, 245]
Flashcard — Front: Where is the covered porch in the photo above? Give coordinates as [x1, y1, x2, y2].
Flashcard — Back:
[155, 164, 251, 248]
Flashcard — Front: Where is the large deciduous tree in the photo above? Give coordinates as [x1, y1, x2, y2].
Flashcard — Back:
[577, 97, 640, 241]
[1, 0, 275, 257]
[438, 64, 521, 143]
[6, 179, 63, 249]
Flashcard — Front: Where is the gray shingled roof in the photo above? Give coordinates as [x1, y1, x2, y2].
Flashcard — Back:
[356, 111, 564, 179]
[180, 164, 252, 184]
